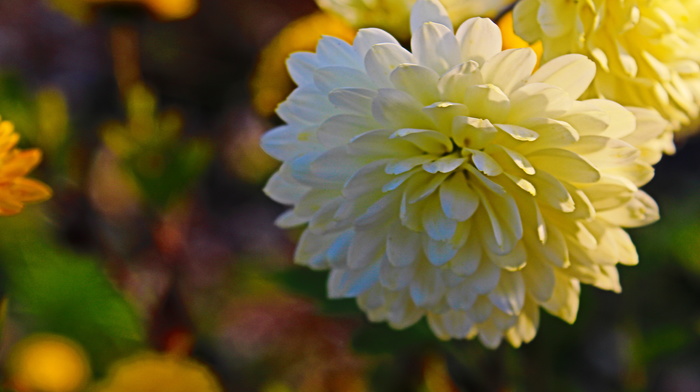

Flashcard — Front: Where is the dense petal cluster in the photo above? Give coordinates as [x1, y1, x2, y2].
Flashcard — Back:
[514, 0, 700, 138]
[262, 0, 664, 347]
[316, 0, 514, 39]
[0, 119, 51, 215]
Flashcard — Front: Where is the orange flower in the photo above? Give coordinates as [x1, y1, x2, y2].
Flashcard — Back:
[0, 120, 51, 216]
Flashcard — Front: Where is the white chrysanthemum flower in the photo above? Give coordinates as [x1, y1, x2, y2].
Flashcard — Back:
[316, 0, 514, 39]
[262, 0, 664, 348]
[514, 0, 700, 138]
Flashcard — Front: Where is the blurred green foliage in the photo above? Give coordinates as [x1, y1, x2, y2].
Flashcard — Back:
[102, 85, 212, 211]
[0, 73, 73, 185]
[0, 211, 144, 376]
[274, 267, 360, 315]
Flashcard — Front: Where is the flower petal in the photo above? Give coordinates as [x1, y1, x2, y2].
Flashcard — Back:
[390, 64, 441, 104]
[386, 221, 423, 267]
[390, 128, 452, 154]
[410, 0, 453, 35]
[353, 28, 400, 58]
[364, 43, 415, 88]
[529, 54, 596, 99]
[314, 66, 374, 94]
[410, 261, 446, 306]
[412, 22, 461, 74]
[328, 264, 381, 298]
[455, 17, 503, 65]
[287, 51, 318, 87]
[527, 148, 601, 183]
[372, 88, 433, 129]
[317, 114, 376, 147]
[422, 194, 457, 241]
[488, 271, 525, 316]
[481, 48, 537, 95]
[316, 35, 363, 69]
[348, 225, 387, 269]
[439, 172, 479, 221]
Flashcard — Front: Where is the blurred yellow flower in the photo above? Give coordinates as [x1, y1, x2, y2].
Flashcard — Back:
[514, 0, 700, 137]
[316, 0, 515, 39]
[498, 11, 542, 68]
[261, 382, 293, 392]
[423, 354, 458, 392]
[251, 11, 357, 117]
[0, 120, 51, 216]
[91, 352, 222, 392]
[7, 334, 91, 392]
[140, 0, 197, 20]
[47, 0, 198, 21]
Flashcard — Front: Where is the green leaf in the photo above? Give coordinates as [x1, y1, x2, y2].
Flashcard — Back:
[0, 297, 7, 339]
[273, 268, 328, 300]
[352, 319, 437, 354]
[274, 267, 361, 316]
[0, 213, 145, 375]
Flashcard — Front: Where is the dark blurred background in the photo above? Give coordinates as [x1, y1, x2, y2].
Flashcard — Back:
[0, 0, 698, 391]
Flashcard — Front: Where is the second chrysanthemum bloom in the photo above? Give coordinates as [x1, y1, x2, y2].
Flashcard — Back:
[514, 0, 700, 137]
[262, 0, 665, 348]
